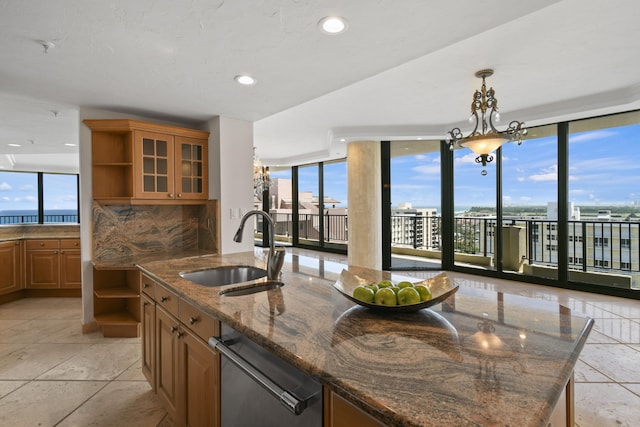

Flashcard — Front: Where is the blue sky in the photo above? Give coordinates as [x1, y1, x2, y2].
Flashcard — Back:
[0, 172, 78, 212]
[272, 122, 640, 210]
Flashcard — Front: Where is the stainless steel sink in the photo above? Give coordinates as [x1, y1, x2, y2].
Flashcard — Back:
[179, 266, 267, 287]
[219, 281, 284, 297]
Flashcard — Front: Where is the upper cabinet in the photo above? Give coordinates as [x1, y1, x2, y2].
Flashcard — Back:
[85, 119, 209, 204]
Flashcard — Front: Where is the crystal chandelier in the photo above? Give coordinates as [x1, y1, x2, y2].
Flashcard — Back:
[446, 69, 527, 175]
[253, 148, 271, 197]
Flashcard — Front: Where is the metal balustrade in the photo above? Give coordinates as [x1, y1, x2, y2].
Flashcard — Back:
[259, 212, 640, 276]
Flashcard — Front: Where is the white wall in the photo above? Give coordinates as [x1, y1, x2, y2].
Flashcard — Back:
[207, 116, 254, 254]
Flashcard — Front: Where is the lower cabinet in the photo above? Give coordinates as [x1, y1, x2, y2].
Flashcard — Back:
[141, 273, 220, 427]
[0, 240, 22, 295]
[26, 239, 81, 289]
[324, 389, 384, 427]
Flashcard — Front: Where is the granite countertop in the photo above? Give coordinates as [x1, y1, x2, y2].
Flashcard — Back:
[138, 249, 593, 427]
[0, 224, 80, 241]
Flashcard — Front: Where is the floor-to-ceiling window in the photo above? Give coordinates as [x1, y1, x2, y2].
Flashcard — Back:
[388, 140, 442, 269]
[453, 139, 498, 270]
[568, 111, 640, 292]
[322, 159, 348, 251]
[297, 164, 320, 247]
[501, 124, 558, 278]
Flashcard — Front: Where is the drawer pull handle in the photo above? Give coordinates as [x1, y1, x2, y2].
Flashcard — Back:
[171, 326, 178, 333]
[160, 296, 168, 302]
[143, 283, 150, 288]
[189, 316, 199, 325]
[177, 331, 185, 338]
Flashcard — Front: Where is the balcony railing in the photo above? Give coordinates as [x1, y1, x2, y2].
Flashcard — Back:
[260, 212, 640, 279]
[0, 214, 79, 224]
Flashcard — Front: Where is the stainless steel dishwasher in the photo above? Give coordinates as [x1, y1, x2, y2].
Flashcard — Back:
[209, 324, 323, 427]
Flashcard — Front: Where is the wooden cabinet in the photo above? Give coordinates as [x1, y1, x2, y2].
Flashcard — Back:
[25, 239, 81, 289]
[93, 267, 140, 337]
[142, 274, 220, 427]
[60, 239, 82, 288]
[85, 119, 209, 204]
[141, 291, 156, 391]
[324, 389, 384, 427]
[0, 240, 22, 295]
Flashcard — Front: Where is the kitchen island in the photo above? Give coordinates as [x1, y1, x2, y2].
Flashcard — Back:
[138, 249, 593, 427]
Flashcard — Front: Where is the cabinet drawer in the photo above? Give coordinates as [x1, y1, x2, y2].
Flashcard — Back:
[26, 239, 59, 250]
[154, 282, 179, 317]
[180, 300, 219, 341]
[141, 274, 155, 298]
[60, 239, 81, 249]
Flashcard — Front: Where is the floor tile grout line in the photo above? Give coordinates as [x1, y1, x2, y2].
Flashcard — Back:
[52, 379, 112, 427]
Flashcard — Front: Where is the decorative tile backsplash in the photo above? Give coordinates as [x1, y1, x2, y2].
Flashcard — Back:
[92, 201, 217, 261]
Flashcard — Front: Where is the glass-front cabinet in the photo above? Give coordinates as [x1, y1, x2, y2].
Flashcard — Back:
[86, 119, 209, 204]
[135, 131, 208, 201]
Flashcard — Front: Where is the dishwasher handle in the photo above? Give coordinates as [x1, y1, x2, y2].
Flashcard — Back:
[208, 336, 309, 415]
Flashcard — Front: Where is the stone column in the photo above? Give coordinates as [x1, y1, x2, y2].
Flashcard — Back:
[347, 141, 382, 269]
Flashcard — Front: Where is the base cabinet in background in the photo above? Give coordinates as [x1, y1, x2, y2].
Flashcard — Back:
[25, 239, 81, 289]
[0, 240, 22, 295]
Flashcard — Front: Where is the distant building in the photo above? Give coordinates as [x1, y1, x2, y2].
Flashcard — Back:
[391, 203, 439, 250]
[547, 202, 581, 220]
[262, 178, 347, 243]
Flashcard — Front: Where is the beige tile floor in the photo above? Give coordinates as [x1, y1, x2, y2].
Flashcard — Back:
[0, 254, 639, 426]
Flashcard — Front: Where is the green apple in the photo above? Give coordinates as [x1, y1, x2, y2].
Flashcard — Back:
[377, 280, 394, 288]
[397, 281, 414, 289]
[352, 286, 375, 303]
[415, 285, 433, 302]
[374, 287, 397, 305]
[397, 287, 421, 305]
[366, 283, 379, 293]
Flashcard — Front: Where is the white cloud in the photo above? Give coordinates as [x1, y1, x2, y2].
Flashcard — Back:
[529, 164, 558, 182]
[1, 196, 10, 202]
[14, 196, 37, 203]
[520, 196, 532, 201]
[412, 165, 440, 175]
[19, 184, 35, 191]
[517, 177, 525, 182]
[569, 129, 618, 144]
[529, 172, 557, 182]
[0, 182, 11, 191]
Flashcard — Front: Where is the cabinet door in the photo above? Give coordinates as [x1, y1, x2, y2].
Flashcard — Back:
[60, 249, 81, 288]
[26, 249, 60, 288]
[141, 293, 156, 391]
[179, 328, 220, 427]
[0, 241, 21, 294]
[324, 389, 384, 427]
[156, 306, 181, 422]
[174, 136, 208, 200]
[134, 130, 175, 200]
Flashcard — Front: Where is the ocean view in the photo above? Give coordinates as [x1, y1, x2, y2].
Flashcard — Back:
[0, 209, 79, 224]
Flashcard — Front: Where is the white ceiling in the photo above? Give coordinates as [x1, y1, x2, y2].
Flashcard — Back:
[1, 0, 639, 172]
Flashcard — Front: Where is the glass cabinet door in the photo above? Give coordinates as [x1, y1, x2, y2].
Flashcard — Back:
[134, 131, 175, 199]
[174, 136, 208, 200]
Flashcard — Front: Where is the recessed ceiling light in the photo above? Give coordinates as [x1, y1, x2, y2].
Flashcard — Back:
[318, 16, 348, 35]
[234, 75, 257, 85]
[339, 138, 346, 142]
[64, 143, 77, 147]
[8, 143, 21, 147]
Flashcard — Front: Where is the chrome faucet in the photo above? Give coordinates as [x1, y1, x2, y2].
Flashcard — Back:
[233, 210, 286, 281]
